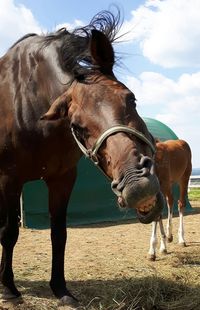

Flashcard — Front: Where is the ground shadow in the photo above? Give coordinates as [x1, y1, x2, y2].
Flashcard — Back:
[68, 205, 200, 230]
[7, 275, 200, 310]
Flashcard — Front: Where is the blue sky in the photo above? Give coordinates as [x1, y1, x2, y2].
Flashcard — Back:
[1, 0, 200, 167]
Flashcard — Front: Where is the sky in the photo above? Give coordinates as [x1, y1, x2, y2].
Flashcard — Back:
[0, 0, 199, 168]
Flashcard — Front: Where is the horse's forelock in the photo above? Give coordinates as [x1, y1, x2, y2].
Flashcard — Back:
[73, 9, 122, 43]
[58, 9, 122, 76]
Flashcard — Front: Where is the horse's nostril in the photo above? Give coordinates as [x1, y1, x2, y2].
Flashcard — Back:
[138, 156, 153, 177]
[140, 167, 150, 177]
[111, 180, 118, 190]
[140, 156, 153, 169]
[111, 180, 120, 195]
[111, 177, 125, 195]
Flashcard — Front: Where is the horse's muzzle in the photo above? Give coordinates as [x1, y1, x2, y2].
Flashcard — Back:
[136, 191, 164, 224]
[111, 160, 164, 224]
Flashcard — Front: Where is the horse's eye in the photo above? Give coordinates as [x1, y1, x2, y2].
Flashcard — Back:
[126, 94, 136, 108]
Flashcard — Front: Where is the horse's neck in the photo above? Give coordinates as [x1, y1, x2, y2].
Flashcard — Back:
[40, 44, 72, 101]
[8, 40, 72, 130]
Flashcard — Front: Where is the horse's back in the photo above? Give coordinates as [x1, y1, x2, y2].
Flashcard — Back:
[164, 139, 191, 156]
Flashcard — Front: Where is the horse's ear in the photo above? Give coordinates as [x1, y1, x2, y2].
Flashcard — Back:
[40, 91, 72, 121]
[90, 29, 114, 73]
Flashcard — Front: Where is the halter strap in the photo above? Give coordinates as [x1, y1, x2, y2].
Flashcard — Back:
[71, 125, 155, 166]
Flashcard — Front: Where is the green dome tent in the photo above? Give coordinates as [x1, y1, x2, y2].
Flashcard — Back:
[143, 117, 178, 141]
[22, 118, 192, 229]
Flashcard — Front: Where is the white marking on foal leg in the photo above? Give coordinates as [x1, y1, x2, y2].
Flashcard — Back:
[166, 208, 173, 242]
[178, 208, 186, 246]
[148, 221, 158, 261]
[159, 218, 167, 254]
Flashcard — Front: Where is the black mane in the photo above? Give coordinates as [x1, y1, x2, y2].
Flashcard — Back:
[44, 9, 122, 77]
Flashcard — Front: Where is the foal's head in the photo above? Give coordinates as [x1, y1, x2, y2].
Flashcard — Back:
[42, 13, 164, 223]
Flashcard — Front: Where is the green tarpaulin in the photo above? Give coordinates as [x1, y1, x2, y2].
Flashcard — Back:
[22, 118, 192, 229]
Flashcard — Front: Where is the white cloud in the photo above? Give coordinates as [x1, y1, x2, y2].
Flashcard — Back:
[0, 0, 43, 56]
[121, 0, 200, 68]
[126, 71, 200, 167]
[55, 19, 84, 31]
[126, 72, 178, 104]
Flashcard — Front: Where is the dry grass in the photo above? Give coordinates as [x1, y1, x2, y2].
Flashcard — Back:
[0, 203, 200, 309]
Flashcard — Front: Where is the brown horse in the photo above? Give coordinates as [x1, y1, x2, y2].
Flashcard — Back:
[0, 10, 163, 306]
[148, 139, 192, 261]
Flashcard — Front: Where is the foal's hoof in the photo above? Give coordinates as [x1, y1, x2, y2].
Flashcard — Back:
[179, 242, 186, 247]
[58, 296, 81, 309]
[148, 254, 156, 261]
[160, 249, 167, 255]
[167, 235, 173, 243]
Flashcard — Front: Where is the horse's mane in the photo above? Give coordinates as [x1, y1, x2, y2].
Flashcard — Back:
[9, 33, 38, 49]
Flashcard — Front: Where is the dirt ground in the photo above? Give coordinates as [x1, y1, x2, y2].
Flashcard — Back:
[0, 202, 200, 309]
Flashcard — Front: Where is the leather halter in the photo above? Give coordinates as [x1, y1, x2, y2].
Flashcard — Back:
[71, 125, 156, 166]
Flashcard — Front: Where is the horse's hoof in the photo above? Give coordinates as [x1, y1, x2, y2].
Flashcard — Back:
[0, 295, 23, 308]
[58, 296, 81, 309]
[148, 254, 156, 261]
[0, 287, 21, 301]
[179, 242, 186, 247]
[167, 235, 173, 243]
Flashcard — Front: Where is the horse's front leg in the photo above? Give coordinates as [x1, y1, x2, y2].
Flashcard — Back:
[45, 168, 79, 307]
[0, 176, 22, 299]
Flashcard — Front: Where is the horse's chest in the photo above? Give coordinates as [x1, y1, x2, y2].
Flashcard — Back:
[38, 146, 81, 179]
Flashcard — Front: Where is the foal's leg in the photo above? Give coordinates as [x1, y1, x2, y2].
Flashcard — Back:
[159, 216, 167, 254]
[148, 216, 167, 260]
[178, 201, 185, 246]
[178, 178, 190, 247]
[0, 176, 22, 299]
[45, 168, 79, 306]
[166, 190, 174, 243]
[148, 220, 158, 261]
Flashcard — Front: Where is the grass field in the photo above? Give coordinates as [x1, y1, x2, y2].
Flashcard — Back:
[188, 188, 200, 201]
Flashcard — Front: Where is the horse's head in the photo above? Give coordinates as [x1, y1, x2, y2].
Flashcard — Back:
[41, 28, 164, 224]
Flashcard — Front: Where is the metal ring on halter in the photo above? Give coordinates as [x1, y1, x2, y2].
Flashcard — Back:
[71, 125, 155, 167]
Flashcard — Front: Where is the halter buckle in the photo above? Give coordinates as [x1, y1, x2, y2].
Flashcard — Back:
[88, 150, 99, 165]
